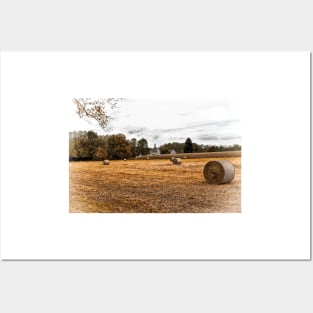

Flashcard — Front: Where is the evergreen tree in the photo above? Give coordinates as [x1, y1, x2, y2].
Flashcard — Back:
[184, 138, 193, 153]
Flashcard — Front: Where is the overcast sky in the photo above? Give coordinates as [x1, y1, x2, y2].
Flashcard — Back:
[69, 99, 241, 147]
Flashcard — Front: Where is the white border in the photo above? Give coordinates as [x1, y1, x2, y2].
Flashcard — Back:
[0, 52, 310, 259]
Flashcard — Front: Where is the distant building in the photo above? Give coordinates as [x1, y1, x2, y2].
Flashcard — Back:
[150, 144, 160, 155]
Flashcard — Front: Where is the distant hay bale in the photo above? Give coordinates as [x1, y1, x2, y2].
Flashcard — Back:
[203, 160, 235, 184]
[146, 156, 150, 160]
[103, 160, 110, 165]
[183, 155, 187, 159]
[172, 157, 182, 165]
[124, 158, 127, 161]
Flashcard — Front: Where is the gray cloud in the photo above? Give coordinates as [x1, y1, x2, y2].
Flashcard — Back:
[197, 135, 241, 142]
[214, 119, 240, 127]
[220, 135, 242, 140]
[71, 99, 241, 146]
[128, 127, 146, 135]
[162, 119, 240, 133]
[152, 134, 160, 140]
[197, 135, 219, 141]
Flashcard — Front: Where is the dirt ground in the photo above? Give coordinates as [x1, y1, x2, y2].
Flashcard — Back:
[69, 157, 241, 213]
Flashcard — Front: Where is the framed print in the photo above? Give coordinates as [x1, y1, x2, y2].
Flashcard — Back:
[0, 52, 310, 260]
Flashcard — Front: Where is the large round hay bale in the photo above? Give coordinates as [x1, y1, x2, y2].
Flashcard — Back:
[203, 160, 235, 184]
[103, 159, 110, 165]
[172, 157, 182, 165]
[146, 156, 150, 160]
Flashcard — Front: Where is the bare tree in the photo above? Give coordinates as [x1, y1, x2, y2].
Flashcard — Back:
[72, 98, 123, 131]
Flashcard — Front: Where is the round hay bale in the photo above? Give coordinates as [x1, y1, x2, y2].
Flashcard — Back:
[103, 159, 110, 165]
[146, 156, 150, 160]
[172, 157, 182, 165]
[203, 160, 235, 184]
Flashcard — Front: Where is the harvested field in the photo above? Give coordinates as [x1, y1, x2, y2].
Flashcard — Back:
[69, 157, 241, 213]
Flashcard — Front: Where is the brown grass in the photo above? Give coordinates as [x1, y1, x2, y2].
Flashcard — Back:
[69, 157, 241, 213]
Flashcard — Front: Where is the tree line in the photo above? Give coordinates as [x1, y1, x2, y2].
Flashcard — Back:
[69, 131, 149, 161]
[69, 131, 241, 161]
[158, 141, 241, 154]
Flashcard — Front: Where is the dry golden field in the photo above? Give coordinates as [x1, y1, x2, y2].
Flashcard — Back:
[69, 157, 241, 213]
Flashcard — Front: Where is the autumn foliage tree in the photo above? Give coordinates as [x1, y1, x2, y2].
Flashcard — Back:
[136, 138, 150, 156]
[130, 138, 137, 158]
[72, 98, 123, 131]
[69, 132, 132, 161]
[69, 130, 99, 161]
[107, 134, 132, 160]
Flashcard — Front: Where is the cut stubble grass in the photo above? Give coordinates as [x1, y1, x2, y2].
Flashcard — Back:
[69, 157, 241, 213]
